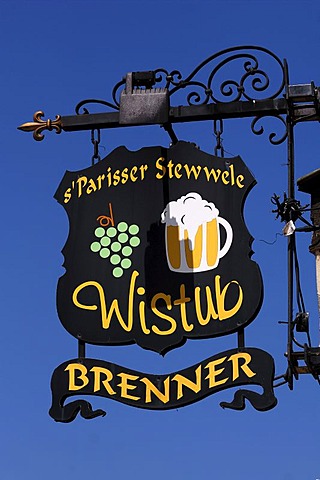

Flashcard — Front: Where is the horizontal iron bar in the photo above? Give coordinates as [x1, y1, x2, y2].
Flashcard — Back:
[62, 111, 120, 131]
[169, 98, 288, 122]
[61, 98, 289, 131]
[59, 98, 320, 132]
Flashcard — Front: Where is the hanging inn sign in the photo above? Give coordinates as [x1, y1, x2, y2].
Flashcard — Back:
[19, 46, 320, 421]
[49, 141, 277, 421]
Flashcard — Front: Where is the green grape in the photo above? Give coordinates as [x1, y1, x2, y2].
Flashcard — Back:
[122, 246, 132, 257]
[100, 236, 111, 247]
[118, 233, 129, 243]
[113, 267, 123, 278]
[117, 221, 128, 233]
[111, 241, 121, 252]
[121, 258, 132, 269]
[90, 241, 101, 252]
[95, 227, 105, 238]
[129, 224, 139, 235]
[107, 226, 117, 238]
[100, 248, 110, 258]
[110, 254, 121, 265]
[130, 236, 140, 247]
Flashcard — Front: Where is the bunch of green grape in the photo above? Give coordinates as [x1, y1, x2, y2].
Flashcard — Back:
[90, 221, 140, 278]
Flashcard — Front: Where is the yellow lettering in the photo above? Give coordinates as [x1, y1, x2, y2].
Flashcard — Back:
[228, 353, 256, 381]
[236, 174, 245, 188]
[86, 178, 97, 194]
[205, 357, 229, 388]
[195, 285, 219, 325]
[97, 174, 105, 190]
[64, 188, 72, 203]
[155, 156, 166, 179]
[106, 167, 112, 187]
[137, 286, 150, 334]
[113, 169, 121, 186]
[117, 373, 140, 401]
[151, 293, 176, 335]
[90, 366, 116, 394]
[221, 170, 229, 185]
[167, 160, 174, 178]
[215, 275, 243, 320]
[130, 166, 138, 182]
[173, 284, 193, 332]
[72, 279, 134, 332]
[203, 166, 221, 182]
[121, 167, 129, 184]
[141, 376, 170, 404]
[183, 164, 202, 180]
[174, 163, 182, 179]
[76, 176, 87, 197]
[139, 164, 148, 180]
[229, 164, 235, 185]
[65, 363, 89, 391]
[172, 365, 202, 400]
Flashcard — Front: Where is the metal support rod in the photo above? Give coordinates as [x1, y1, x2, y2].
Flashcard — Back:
[78, 339, 86, 359]
[316, 254, 320, 346]
[238, 328, 245, 349]
[287, 116, 295, 390]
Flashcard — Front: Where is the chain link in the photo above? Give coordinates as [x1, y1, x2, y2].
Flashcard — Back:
[214, 119, 224, 157]
[91, 129, 101, 165]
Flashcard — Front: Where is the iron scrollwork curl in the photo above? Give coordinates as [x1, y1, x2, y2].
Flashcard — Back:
[153, 68, 183, 89]
[159, 46, 285, 106]
[75, 78, 125, 114]
[251, 115, 287, 145]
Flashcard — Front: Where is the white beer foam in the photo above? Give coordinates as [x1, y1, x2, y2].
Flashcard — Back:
[161, 192, 219, 248]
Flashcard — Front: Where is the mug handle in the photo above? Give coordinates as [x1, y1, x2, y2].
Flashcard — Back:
[218, 217, 233, 258]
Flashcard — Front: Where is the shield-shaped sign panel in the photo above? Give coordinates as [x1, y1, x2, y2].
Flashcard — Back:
[55, 141, 263, 353]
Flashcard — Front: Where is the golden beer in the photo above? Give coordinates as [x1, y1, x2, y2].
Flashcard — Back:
[165, 217, 232, 273]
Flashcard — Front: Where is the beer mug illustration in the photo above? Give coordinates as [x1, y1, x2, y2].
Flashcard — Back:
[161, 192, 233, 273]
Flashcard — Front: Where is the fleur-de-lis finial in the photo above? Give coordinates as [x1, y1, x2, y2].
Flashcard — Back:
[18, 110, 62, 141]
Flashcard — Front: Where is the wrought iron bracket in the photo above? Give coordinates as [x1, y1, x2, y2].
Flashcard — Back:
[18, 46, 320, 142]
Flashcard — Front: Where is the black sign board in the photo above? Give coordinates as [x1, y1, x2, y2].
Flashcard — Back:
[55, 141, 263, 354]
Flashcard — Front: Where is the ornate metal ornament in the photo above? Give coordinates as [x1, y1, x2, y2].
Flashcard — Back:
[18, 110, 62, 141]
[157, 45, 285, 103]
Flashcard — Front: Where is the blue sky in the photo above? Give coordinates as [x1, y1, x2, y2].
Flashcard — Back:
[1, 1, 320, 479]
